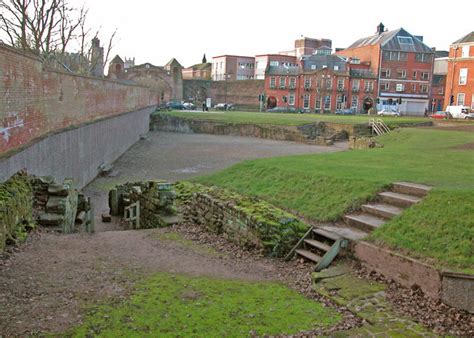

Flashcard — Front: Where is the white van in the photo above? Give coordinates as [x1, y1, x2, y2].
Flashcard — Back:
[446, 106, 473, 119]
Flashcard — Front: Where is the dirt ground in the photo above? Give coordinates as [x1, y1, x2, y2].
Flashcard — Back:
[0, 132, 348, 335]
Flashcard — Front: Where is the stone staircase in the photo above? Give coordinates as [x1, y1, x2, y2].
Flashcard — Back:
[288, 182, 432, 270]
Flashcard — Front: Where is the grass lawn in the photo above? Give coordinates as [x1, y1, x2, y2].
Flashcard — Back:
[194, 128, 474, 272]
[70, 273, 341, 337]
[159, 110, 428, 126]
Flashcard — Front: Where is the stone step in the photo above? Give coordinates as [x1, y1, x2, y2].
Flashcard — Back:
[344, 213, 386, 232]
[46, 196, 67, 214]
[304, 239, 331, 252]
[379, 191, 422, 208]
[161, 215, 181, 226]
[296, 249, 322, 263]
[392, 182, 432, 197]
[312, 227, 341, 242]
[38, 212, 64, 226]
[361, 203, 404, 219]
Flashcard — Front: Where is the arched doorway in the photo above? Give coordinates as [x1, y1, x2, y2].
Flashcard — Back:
[363, 97, 374, 114]
[267, 96, 277, 109]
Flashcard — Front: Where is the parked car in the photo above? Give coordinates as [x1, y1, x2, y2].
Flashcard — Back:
[266, 107, 298, 113]
[183, 102, 196, 110]
[214, 103, 235, 111]
[166, 100, 185, 110]
[335, 108, 356, 115]
[377, 108, 400, 117]
[446, 105, 472, 119]
[430, 111, 448, 120]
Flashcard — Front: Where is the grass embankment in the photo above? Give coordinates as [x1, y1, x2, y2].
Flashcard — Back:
[194, 128, 474, 272]
[71, 273, 341, 336]
[160, 110, 427, 126]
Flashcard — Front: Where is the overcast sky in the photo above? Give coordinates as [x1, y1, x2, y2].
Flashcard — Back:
[78, 0, 472, 67]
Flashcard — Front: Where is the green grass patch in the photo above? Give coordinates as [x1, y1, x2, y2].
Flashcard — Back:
[70, 273, 341, 337]
[159, 110, 428, 126]
[194, 128, 474, 271]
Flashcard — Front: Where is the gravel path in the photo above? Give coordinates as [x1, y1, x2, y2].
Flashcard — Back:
[0, 132, 348, 335]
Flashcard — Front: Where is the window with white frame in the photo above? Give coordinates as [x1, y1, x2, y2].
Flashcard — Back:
[397, 69, 407, 79]
[337, 78, 344, 90]
[279, 77, 286, 88]
[412, 84, 417, 92]
[303, 94, 310, 109]
[352, 79, 360, 91]
[324, 95, 331, 110]
[381, 69, 391, 78]
[316, 78, 322, 88]
[315, 96, 321, 110]
[326, 78, 332, 90]
[364, 80, 374, 92]
[438, 86, 444, 95]
[334, 65, 339, 71]
[396, 83, 405, 92]
[420, 84, 429, 93]
[304, 77, 311, 88]
[289, 93, 295, 106]
[351, 95, 358, 110]
[421, 72, 430, 80]
[381, 82, 390, 91]
[311, 65, 317, 70]
[289, 77, 296, 89]
[336, 95, 344, 110]
[270, 77, 276, 88]
[462, 46, 470, 58]
[413, 71, 417, 80]
[269, 61, 279, 66]
[471, 94, 474, 109]
[457, 93, 465, 105]
[459, 68, 468, 85]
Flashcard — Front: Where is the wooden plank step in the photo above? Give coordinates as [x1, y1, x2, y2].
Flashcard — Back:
[304, 239, 331, 252]
[361, 203, 404, 219]
[344, 213, 386, 232]
[312, 228, 341, 241]
[296, 249, 322, 263]
[393, 182, 432, 197]
[379, 191, 422, 208]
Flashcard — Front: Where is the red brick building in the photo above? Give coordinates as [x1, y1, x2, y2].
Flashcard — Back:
[444, 32, 474, 109]
[254, 54, 297, 80]
[337, 23, 435, 115]
[211, 55, 255, 81]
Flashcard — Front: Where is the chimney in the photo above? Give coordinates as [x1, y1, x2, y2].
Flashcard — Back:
[377, 23, 385, 35]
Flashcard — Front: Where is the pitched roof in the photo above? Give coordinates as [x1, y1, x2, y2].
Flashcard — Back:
[111, 55, 124, 64]
[189, 62, 211, 70]
[266, 65, 300, 76]
[453, 32, 474, 44]
[164, 58, 183, 68]
[348, 28, 433, 53]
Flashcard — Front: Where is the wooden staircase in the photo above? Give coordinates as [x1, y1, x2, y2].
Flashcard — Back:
[287, 182, 432, 270]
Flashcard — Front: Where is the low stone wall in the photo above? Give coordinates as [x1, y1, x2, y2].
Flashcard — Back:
[176, 182, 308, 257]
[441, 272, 474, 313]
[151, 114, 361, 145]
[0, 171, 35, 251]
[353, 241, 442, 299]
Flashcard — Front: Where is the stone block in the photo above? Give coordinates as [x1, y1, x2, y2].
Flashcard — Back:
[102, 213, 112, 223]
[38, 212, 64, 226]
[46, 196, 67, 214]
[48, 183, 69, 196]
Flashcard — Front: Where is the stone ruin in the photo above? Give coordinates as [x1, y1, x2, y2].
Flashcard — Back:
[31, 176, 93, 233]
[108, 181, 177, 229]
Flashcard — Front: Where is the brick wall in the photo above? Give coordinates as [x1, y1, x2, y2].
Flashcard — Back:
[0, 44, 156, 155]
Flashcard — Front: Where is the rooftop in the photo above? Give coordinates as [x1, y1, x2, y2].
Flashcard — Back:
[452, 31, 474, 44]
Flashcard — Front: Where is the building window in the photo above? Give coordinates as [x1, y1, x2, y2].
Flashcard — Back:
[381, 69, 391, 78]
[457, 93, 465, 105]
[381, 82, 390, 91]
[471, 94, 474, 109]
[397, 69, 407, 79]
[364, 80, 374, 92]
[325, 78, 332, 90]
[412, 84, 417, 92]
[289, 93, 295, 106]
[415, 53, 432, 63]
[315, 96, 321, 110]
[397, 36, 414, 45]
[336, 95, 344, 110]
[438, 86, 444, 95]
[351, 95, 358, 110]
[324, 95, 331, 110]
[311, 65, 317, 70]
[303, 94, 310, 109]
[396, 83, 405, 92]
[279, 77, 286, 89]
[337, 78, 344, 90]
[270, 77, 276, 89]
[304, 77, 311, 89]
[412, 71, 417, 80]
[352, 79, 360, 92]
[334, 65, 339, 71]
[421, 72, 430, 80]
[462, 46, 470, 58]
[316, 78, 322, 88]
[289, 77, 296, 89]
[269, 61, 279, 66]
[459, 68, 468, 85]
[420, 84, 429, 93]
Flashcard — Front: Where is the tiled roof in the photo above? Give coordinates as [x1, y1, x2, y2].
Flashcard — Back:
[348, 28, 433, 53]
[453, 32, 474, 44]
[266, 65, 300, 76]
[350, 69, 377, 79]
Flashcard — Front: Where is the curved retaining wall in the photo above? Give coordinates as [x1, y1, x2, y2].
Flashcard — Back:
[151, 114, 366, 145]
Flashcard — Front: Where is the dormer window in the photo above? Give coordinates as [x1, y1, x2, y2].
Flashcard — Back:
[397, 36, 414, 44]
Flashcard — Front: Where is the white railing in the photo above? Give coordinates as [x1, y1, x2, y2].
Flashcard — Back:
[369, 119, 391, 136]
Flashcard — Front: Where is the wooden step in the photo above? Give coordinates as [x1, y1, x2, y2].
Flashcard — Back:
[361, 203, 404, 219]
[304, 239, 331, 252]
[296, 249, 322, 263]
[312, 228, 341, 241]
[392, 182, 432, 197]
[379, 191, 422, 208]
[344, 213, 386, 232]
